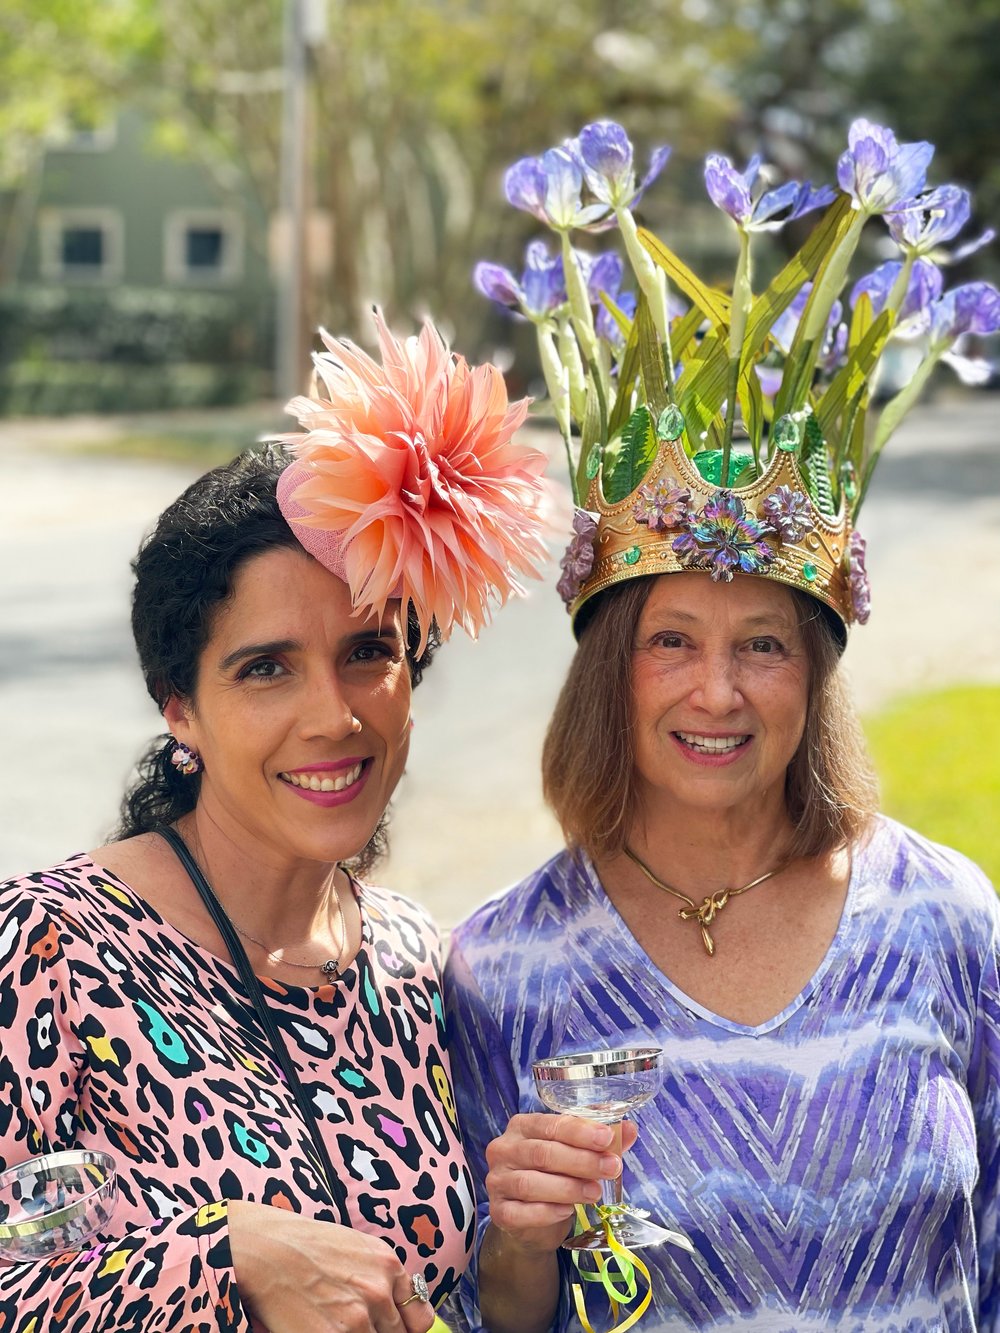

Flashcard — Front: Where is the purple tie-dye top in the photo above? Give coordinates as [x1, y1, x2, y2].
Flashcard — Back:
[442, 817, 1000, 1332]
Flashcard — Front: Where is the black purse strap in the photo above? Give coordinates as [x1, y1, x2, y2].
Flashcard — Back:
[156, 825, 350, 1224]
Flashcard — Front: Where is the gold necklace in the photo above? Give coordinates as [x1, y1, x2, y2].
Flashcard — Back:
[624, 846, 787, 957]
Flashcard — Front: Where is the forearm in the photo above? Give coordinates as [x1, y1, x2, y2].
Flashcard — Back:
[477, 1223, 562, 1333]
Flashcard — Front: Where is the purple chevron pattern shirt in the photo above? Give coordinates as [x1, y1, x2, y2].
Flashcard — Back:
[442, 818, 1000, 1332]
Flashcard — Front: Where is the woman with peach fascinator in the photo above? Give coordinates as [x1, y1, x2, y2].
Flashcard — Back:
[0, 311, 548, 1333]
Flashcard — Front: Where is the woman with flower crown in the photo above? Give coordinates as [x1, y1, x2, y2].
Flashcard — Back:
[445, 121, 1000, 1333]
[0, 315, 548, 1332]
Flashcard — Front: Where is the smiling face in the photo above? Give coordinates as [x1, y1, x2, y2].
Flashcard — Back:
[630, 572, 811, 826]
[164, 545, 412, 868]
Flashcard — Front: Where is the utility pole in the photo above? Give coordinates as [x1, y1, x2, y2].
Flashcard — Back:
[275, 0, 327, 400]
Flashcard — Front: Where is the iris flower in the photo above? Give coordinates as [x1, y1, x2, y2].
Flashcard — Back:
[836, 119, 934, 215]
[705, 154, 833, 232]
[885, 185, 993, 263]
[474, 241, 566, 321]
[573, 120, 671, 213]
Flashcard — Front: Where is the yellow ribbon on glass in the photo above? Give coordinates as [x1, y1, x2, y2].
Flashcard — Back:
[570, 1204, 654, 1333]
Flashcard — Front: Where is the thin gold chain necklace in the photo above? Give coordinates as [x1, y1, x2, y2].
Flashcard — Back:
[624, 846, 787, 957]
[230, 877, 348, 980]
[185, 827, 348, 979]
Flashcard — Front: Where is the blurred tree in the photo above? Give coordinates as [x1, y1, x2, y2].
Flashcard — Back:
[0, 0, 160, 281]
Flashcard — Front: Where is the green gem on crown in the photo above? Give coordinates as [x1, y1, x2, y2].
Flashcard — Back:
[623, 546, 642, 565]
[773, 415, 801, 453]
[803, 562, 818, 582]
[656, 404, 685, 442]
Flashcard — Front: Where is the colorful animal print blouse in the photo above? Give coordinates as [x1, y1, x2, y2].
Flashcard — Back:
[0, 854, 474, 1330]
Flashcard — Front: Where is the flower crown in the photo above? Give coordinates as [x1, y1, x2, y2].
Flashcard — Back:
[276, 309, 549, 651]
[477, 119, 999, 638]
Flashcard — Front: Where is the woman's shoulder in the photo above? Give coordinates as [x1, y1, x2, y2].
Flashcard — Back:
[0, 853, 125, 961]
[449, 846, 588, 960]
[356, 879, 443, 953]
[859, 815, 998, 947]
[1, 853, 111, 911]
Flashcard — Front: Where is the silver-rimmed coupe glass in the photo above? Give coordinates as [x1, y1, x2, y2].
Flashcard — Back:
[532, 1046, 693, 1254]
[0, 1150, 118, 1261]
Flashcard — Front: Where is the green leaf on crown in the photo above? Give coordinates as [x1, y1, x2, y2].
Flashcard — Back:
[637, 296, 668, 420]
[737, 362, 765, 456]
[744, 195, 854, 376]
[598, 291, 633, 343]
[604, 404, 658, 504]
[815, 307, 892, 443]
[637, 228, 732, 329]
[607, 297, 643, 439]
[676, 332, 729, 441]
[578, 366, 604, 498]
[670, 306, 704, 368]
[802, 412, 836, 516]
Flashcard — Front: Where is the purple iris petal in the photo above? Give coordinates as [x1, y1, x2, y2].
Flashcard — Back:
[474, 262, 523, 309]
[786, 181, 837, 221]
[596, 289, 636, 347]
[631, 144, 673, 210]
[704, 153, 755, 225]
[753, 181, 801, 226]
[949, 228, 996, 265]
[576, 121, 634, 204]
[836, 119, 934, 214]
[930, 282, 1000, 344]
[887, 185, 970, 252]
[521, 240, 566, 317]
[850, 258, 943, 324]
[755, 364, 784, 398]
[585, 251, 624, 303]
[504, 156, 549, 221]
[542, 147, 585, 229]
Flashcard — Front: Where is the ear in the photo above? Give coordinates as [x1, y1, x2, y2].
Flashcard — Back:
[162, 695, 196, 746]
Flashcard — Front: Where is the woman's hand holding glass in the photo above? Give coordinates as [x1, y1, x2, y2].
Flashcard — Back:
[484, 1112, 639, 1253]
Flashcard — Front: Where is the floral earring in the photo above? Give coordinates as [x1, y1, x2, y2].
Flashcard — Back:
[169, 740, 202, 776]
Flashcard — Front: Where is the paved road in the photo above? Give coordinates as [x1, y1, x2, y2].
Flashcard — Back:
[1, 394, 998, 922]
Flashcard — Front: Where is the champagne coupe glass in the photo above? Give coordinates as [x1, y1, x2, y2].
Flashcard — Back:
[0, 1150, 118, 1261]
[532, 1046, 693, 1254]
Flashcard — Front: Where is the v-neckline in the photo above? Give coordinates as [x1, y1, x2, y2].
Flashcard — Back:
[578, 849, 862, 1037]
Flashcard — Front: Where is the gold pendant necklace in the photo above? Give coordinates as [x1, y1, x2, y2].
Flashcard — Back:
[624, 846, 787, 957]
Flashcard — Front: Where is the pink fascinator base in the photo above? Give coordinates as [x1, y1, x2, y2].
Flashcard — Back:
[277, 462, 404, 598]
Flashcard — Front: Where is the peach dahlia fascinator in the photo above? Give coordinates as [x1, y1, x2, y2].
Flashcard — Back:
[276, 310, 550, 650]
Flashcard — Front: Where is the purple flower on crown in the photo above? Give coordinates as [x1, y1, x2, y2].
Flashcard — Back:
[886, 184, 994, 264]
[837, 119, 934, 215]
[474, 240, 566, 320]
[762, 487, 815, 543]
[672, 491, 775, 583]
[633, 478, 691, 531]
[705, 154, 833, 232]
[850, 257, 943, 326]
[848, 530, 871, 624]
[557, 508, 599, 606]
[573, 120, 672, 212]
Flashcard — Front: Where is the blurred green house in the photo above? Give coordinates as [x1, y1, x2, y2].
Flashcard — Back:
[0, 109, 274, 415]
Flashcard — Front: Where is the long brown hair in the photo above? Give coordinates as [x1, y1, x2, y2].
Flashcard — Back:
[542, 576, 878, 861]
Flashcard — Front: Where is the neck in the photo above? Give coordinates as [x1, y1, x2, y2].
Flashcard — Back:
[175, 805, 339, 945]
[626, 796, 796, 895]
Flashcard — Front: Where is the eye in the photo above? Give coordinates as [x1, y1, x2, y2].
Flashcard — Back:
[650, 632, 687, 650]
[238, 658, 287, 681]
[748, 636, 782, 654]
[348, 639, 397, 665]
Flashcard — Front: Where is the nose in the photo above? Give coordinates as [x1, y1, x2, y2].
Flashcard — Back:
[690, 650, 744, 715]
[296, 669, 362, 741]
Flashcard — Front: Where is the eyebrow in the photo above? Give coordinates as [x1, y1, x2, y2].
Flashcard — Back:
[218, 628, 404, 673]
[644, 610, 796, 631]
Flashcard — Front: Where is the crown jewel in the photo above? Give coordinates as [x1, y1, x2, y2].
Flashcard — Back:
[477, 118, 1000, 638]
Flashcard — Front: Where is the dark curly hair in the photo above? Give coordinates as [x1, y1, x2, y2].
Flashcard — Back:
[115, 445, 439, 875]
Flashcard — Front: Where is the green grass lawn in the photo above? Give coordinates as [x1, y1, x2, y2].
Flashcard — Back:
[864, 683, 1000, 886]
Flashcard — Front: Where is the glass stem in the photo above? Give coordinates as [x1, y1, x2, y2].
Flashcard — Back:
[600, 1119, 625, 1215]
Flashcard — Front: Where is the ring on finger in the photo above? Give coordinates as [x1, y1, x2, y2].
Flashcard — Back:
[398, 1272, 430, 1306]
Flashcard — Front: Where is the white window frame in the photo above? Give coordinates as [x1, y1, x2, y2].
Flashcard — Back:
[164, 209, 245, 285]
[38, 207, 124, 283]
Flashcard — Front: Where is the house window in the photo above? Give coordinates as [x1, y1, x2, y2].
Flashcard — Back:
[165, 210, 244, 284]
[39, 209, 123, 282]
